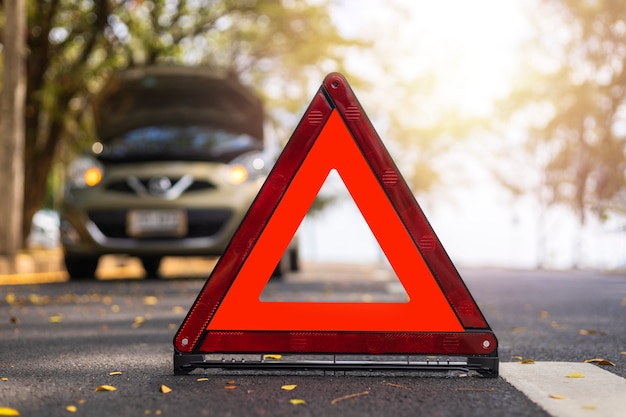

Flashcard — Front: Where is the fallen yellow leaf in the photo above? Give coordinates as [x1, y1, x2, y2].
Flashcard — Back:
[520, 359, 535, 364]
[160, 385, 172, 394]
[224, 385, 237, 390]
[549, 394, 565, 399]
[262, 354, 282, 360]
[108, 371, 123, 376]
[197, 378, 208, 382]
[0, 407, 20, 416]
[143, 296, 159, 306]
[330, 391, 370, 405]
[5, 293, 17, 305]
[289, 399, 306, 405]
[132, 316, 145, 328]
[511, 326, 528, 333]
[565, 372, 585, 378]
[95, 385, 117, 392]
[48, 314, 63, 323]
[584, 358, 615, 366]
[281, 384, 297, 391]
[578, 329, 606, 336]
[65, 405, 77, 413]
[29, 294, 49, 305]
[1, 377, 8, 381]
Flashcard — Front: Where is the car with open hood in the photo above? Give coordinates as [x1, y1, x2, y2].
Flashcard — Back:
[60, 66, 298, 279]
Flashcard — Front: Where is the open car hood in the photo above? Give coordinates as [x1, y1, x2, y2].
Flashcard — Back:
[94, 66, 264, 142]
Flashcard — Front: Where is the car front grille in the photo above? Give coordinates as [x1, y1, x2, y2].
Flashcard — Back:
[87, 209, 232, 239]
[106, 178, 216, 194]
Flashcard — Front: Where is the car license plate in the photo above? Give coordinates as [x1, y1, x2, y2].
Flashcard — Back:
[127, 210, 187, 237]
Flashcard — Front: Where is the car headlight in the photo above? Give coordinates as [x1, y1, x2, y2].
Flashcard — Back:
[68, 155, 104, 188]
[227, 151, 271, 185]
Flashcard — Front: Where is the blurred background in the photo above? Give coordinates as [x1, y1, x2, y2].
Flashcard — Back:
[0, 0, 624, 273]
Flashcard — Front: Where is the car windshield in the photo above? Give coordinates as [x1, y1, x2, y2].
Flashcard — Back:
[96, 125, 261, 163]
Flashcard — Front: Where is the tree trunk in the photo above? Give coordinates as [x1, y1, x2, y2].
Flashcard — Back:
[21, 92, 72, 244]
[0, 0, 26, 270]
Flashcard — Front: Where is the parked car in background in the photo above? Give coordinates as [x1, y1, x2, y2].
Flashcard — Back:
[60, 66, 298, 280]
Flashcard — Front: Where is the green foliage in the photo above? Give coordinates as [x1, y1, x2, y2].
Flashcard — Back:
[6, 0, 359, 243]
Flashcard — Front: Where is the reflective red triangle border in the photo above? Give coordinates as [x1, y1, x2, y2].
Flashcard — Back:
[173, 73, 498, 376]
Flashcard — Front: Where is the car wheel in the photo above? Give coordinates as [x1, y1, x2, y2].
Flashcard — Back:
[271, 257, 285, 279]
[141, 256, 162, 279]
[271, 248, 299, 279]
[64, 254, 99, 280]
[288, 247, 300, 272]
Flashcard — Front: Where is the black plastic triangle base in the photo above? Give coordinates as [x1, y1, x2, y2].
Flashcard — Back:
[174, 351, 499, 378]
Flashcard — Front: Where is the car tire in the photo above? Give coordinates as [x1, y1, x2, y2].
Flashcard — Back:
[271, 257, 285, 279]
[271, 248, 299, 279]
[288, 247, 300, 272]
[141, 256, 162, 279]
[64, 254, 99, 280]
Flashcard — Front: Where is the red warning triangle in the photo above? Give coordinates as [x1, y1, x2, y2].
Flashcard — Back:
[174, 73, 498, 375]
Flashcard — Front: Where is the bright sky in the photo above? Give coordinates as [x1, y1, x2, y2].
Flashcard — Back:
[331, 0, 532, 116]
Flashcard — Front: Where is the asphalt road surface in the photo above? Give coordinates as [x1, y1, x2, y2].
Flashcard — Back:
[1, 263, 624, 416]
